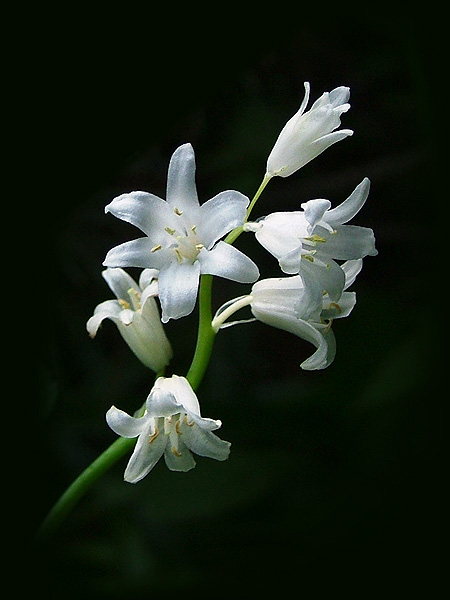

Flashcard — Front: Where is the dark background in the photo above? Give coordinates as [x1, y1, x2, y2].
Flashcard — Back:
[30, 16, 440, 596]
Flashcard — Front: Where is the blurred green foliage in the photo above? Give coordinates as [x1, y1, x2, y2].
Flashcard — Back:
[31, 16, 438, 597]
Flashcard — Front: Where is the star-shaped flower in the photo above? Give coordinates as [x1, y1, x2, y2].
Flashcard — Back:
[104, 143, 259, 322]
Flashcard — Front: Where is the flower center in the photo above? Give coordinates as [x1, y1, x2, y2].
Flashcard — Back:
[151, 207, 204, 264]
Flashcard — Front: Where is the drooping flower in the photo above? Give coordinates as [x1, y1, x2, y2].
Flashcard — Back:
[246, 178, 377, 317]
[103, 143, 259, 322]
[266, 82, 354, 179]
[212, 260, 362, 370]
[87, 267, 172, 372]
[106, 375, 231, 482]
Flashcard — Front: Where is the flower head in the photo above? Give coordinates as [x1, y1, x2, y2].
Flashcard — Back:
[103, 143, 259, 322]
[266, 82, 353, 178]
[106, 375, 231, 482]
[87, 267, 172, 372]
[247, 178, 377, 316]
[212, 260, 362, 370]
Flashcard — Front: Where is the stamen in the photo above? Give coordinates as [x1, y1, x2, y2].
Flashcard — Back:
[329, 302, 342, 314]
[165, 226, 176, 236]
[151, 244, 162, 252]
[175, 420, 183, 435]
[148, 427, 159, 444]
[173, 207, 183, 216]
[195, 243, 204, 251]
[175, 248, 184, 263]
[304, 234, 327, 243]
[184, 415, 195, 427]
[171, 447, 182, 457]
[118, 298, 130, 309]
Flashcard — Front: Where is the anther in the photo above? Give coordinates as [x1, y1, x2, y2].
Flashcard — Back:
[165, 227, 176, 236]
[151, 244, 162, 252]
[175, 420, 183, 435]
[171, 447, 182, 457]
[173, 207, 183, 216]
[148, 427, 160, 444]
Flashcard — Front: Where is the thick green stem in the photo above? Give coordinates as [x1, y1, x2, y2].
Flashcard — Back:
[185, 274, 216, 390]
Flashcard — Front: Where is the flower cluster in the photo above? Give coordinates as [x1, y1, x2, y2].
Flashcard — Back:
[88, 82, 376, 482]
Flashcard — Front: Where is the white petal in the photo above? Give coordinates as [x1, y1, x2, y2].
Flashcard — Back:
[255, 212, 307, 259]
[309, 129, 354, 155]
[106, 405, 148, 438]
[317, 225, 377, 260]
[102, 268, 139, 301]
[86, 300, 122, 337]
[342, 259, 363, 289]
[325, 178, 370, 227]
[166, 143, 200, 214]
[105, 191, 172, 238]
[124, 424, 167, 483]
[157, 375, 201, 416]
[300, 198, 332, 231]
[104, 238, 167, 270]
[182, 422, 231, 461]
[197, 190, 248, 248]
[138, 268, 159, 290]
[158, 260, 201, 322]
[198, 241, 259, 283]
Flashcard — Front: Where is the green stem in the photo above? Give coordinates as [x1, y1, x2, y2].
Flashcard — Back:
[225, 173, 272, 245]
[35, 436, 135, 544]
[185, 274, 216, 390]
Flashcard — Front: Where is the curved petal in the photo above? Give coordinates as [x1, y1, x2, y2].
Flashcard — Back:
[300, 198, 332, 231]
[104, 238, 168, 270]
[325, 178, 370, 227]
[166, 143, 200, 213]
[255, 212, 307, 259]
[342, 259, 363, 289]
[300, 256, 346, 302]
[318, 225, 377, 260]
[105, 191, 172, 239]
[198, 241, 259, 283]
[309, 129, 354, 155]
[106, 406, 148, 438]
[157, 375, 201, 416]
[181, 423, 231, 461]
[86, 300, 122, 337]
[124, 423, 167, 483]
[102, 268, 139, 301]
[251, 307, 329, 370]
[158, 260, 201, 322]
[197, 190, 248, 248]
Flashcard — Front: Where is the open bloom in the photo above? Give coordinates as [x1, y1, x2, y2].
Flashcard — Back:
[247, 178, 377, 316]
[266, 82, 353, 178]
[103, 143, 259, 322]
[212, 260, 362, 370]
[87, 268, 172, 372]
[106, 375, 231, 482]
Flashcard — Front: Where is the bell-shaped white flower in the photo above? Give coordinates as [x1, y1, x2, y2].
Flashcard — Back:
[106, 375, 231, 482]
[266, 82, 353, 178]
[247, 178, 377, 317]
[212, 260, 362, 370]
[87, 268, 173, 372]
[103, 143, 259, 322]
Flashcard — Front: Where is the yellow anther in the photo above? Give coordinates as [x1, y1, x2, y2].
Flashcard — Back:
[148, 427, 159, 444]
[184, 415, 195, 427]
[165, 226, 176, 236]
[151, 244, 162, 252]
[171, 446, 182, 457]
[173, 207, 183, 216]
[175, 248, 184, 263]
[118, 298, 130, 309]
[303, 254, 315, 263]
[175, 420, 183, 435]
[329, 302, 342, 314]
[195, 243, 204, 251]
[304, 234, 327, 243]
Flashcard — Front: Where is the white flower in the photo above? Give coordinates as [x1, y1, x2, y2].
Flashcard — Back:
[247, 178, 377, 316]
[212, 260, 362, 370]
[103, 143, 259, 322]
[106, 375, 231, 482]
[87, 267, 172, 372]
[266, 82, 353, 178]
